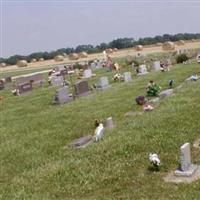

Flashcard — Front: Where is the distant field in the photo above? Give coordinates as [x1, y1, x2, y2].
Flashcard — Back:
[1, 59, 200, 199]
[1, 40, 200, 74]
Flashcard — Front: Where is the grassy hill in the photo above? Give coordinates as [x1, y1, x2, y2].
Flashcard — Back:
[1, 61, 200, 199]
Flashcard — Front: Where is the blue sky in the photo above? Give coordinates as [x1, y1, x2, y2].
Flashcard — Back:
[1, 0, 200, 58]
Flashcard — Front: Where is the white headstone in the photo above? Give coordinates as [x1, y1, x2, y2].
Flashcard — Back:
[138, 64, 148, 75]
[53, 86, 73, 104]
[123, 72, 132, 82]
[152, 61, 161, 71]
[174, 143, 198, 177]
[96, 76, 110, 90]
[105, 117, 114, 129]
[83, 69, 92, 78]
[90, 62, 96, 70]
[51, 76, 64, 87]
[180, 143, 191, 171]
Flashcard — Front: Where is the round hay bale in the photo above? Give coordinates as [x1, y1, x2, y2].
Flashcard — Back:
[17, 60, 28, 67]
[0, 62, 6, 68]
[39, 58, 44, 61]
[54, 55, 64, 62]
[156, 43, 162, 46]
[113, 48, 118, 52]
[69, 53, 79, 60]
[135, 45, 143, 51]
[30, 58, 37, 63]
[106, 48, 113, 54]
[78, 51, 88, 58]
[175, 40, 185, 46]
[162, 42, 175, 51]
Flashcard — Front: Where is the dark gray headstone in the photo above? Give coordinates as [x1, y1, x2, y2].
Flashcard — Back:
[74, 80, 90, 97]
[53, 86, 73, 104]
[17, 82, 32, 94]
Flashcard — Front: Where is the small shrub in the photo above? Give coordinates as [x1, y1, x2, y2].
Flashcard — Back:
[176, 54, 189, 63]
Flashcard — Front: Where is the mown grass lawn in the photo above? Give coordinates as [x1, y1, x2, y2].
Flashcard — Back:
[1, 61, 200, 200]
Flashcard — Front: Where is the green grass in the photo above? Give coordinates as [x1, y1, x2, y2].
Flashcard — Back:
[1, 61, 200, 199]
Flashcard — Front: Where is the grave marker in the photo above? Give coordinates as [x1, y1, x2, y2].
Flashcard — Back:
[83, 69, 92, 78]
[123, 72, 132, 82]
[51, 76, 64, 87]
[74, 80, 90, 97]
[174, 143, 198, 177]
[152, 61, 161, 71]
[17, 82, 33, 94]
[138, 65, 148, 76]
[53, 86, 73, 104]
[96, 76, 110, 90]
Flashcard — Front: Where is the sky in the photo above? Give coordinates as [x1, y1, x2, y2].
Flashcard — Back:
[1, 0, 200, 58]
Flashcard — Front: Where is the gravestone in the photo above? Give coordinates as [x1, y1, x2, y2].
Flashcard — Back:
[105, 117, 115, 129]
[0, 80, 4, 90]
[83, 69, 92, 78]
[174, 143, 198, 177]
[138, 65, 148, 76]
[53, 86, 73, 104]
[74, 80, 90, 97]
[71, 135, 93, 148]
[96, 76, 110, 90]
[51, 76, 64, 87]
[159, 89, 173, 98]
[17, 82, 33, 94]
[152, 61, 161, 71]
[123, 72, 132, 82]
[90, 62, 96, 70]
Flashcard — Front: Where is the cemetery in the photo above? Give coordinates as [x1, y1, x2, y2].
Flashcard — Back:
[1, 46, 200, 199]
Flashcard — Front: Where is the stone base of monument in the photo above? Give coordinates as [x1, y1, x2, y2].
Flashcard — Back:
[148, 97, 160, 107]
[69, 135, 93, 149]
[124, 110, 144, 117]
[164, 166, 200, 183]
[159, 89, 173, 98]
[96, 85, 111, 91]
[174, 164, 198, 177]
[137, 72, 149, 76]
[76, 91, 91, 97]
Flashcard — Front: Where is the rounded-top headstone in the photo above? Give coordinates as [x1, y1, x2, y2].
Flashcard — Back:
[106, 117, 114, 129]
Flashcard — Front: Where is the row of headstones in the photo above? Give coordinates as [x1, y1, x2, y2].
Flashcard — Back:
[54, 72, 133, 105]
[137, 60, 172, 75]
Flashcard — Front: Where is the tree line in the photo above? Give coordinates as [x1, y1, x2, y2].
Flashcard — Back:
[1, 33, 200, 65]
